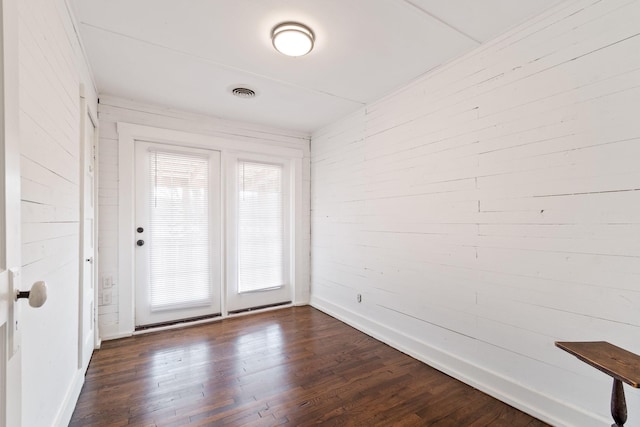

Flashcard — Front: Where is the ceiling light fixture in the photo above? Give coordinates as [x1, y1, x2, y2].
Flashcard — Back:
[271, 22, 314, 57]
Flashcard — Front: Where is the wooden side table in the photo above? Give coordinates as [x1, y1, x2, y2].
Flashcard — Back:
[555, 341, 640, 427]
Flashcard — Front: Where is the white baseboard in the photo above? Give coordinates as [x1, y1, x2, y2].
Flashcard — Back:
[99, 320, 133, 341]
[53, 368, 85, 427]
[100, 330, 133, 342]
[310, 296, 605, 427]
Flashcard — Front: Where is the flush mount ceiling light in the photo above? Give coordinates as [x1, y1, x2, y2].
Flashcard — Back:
[271, 22, 315, 57]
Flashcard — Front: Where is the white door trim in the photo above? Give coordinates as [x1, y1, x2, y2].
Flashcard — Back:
[110, 122, 304, 338]
[118, 123, 304, 159]
[78, 88, 98, 371]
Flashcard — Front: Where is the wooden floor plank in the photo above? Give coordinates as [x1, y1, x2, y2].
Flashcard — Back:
[70, 306, 548, 426]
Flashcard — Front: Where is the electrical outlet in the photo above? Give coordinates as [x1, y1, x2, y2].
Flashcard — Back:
[103, 276, 113, 289]
[357, 293, 362, 303]
[102, 291, 112, 305]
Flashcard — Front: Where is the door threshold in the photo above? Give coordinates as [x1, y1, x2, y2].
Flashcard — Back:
[132, 302, 294, 336]
[134, 313, 222, 335]
[228, 301, 292, 315]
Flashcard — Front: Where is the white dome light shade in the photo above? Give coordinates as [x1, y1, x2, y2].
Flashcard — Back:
[271, 22, 314, 57]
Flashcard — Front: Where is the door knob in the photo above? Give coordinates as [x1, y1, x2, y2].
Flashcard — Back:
[15, 281, 47, 308]
[86, 257, 93, 263]
[136, 239, 145, 246]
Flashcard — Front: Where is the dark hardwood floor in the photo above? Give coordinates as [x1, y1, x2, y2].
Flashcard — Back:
[70, 306, 549, 426]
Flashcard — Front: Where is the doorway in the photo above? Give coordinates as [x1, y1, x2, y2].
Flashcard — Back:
[133, 139, 295, 327]
[79, 99, 97, 370]
[117, 123, 302, 334]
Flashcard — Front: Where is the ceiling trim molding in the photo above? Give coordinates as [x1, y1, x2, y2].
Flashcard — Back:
[62, 0, 99, 94]
[400, 0, 482, 44]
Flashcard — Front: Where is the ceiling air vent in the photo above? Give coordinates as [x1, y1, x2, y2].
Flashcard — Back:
[231, 87, 256, 98]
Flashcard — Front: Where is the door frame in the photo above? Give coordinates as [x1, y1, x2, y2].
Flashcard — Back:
[107, 123, 303, 339]
[78, 87, 99, 371]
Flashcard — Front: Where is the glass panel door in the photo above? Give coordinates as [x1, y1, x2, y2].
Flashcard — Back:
[135, 141, 221, 326]
[227, 155, 292, 312]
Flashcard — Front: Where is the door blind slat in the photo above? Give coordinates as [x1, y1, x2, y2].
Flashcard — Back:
[148, 150, 212, 310]
[238, 161, 284, 293]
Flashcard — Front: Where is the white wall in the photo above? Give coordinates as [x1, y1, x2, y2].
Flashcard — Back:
[97, 96, 311, 339]
[18, 0, 98, 425]
[311, 1, 640, 426]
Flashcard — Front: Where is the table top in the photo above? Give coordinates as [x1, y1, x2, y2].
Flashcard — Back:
[555, 341, 640, 388]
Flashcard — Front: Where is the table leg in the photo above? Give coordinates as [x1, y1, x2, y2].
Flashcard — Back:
[611, 378, 627, 427]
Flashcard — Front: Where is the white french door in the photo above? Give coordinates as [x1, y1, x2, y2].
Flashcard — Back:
[134, 141, 221, 327]
[226, 154, 292, 313]
[132, 137, 293, 326]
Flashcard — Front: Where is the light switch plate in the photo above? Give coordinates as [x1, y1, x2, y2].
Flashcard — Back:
[8, 267, 21, 357]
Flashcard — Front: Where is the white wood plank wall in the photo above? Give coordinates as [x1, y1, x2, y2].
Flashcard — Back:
[310, 1, 640, 425]
[18, 0, 98, 425]
[97, 96, 311, 338]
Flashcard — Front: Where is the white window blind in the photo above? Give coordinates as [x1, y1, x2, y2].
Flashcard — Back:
[148, 150, 212, 310]
[238, 161, 284, 293]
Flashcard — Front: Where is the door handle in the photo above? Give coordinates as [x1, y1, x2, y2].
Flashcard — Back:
[137, 240, 145, 247]
[15, 281, 47, 308]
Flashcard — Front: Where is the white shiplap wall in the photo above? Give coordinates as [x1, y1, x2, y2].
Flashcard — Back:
[19, 0, 98, 425]
[311, 1, 640, 426]
[97, 96, 311, 338]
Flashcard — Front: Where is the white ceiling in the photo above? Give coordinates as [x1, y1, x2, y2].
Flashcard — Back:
[70, 0, 562, 133]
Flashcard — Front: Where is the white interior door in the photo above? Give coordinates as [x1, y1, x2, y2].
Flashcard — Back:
[226, 155, 292, 313]
[1, 0, 20, 424]
[79, 102, 96, 371]
[134, 141, 221, 327]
